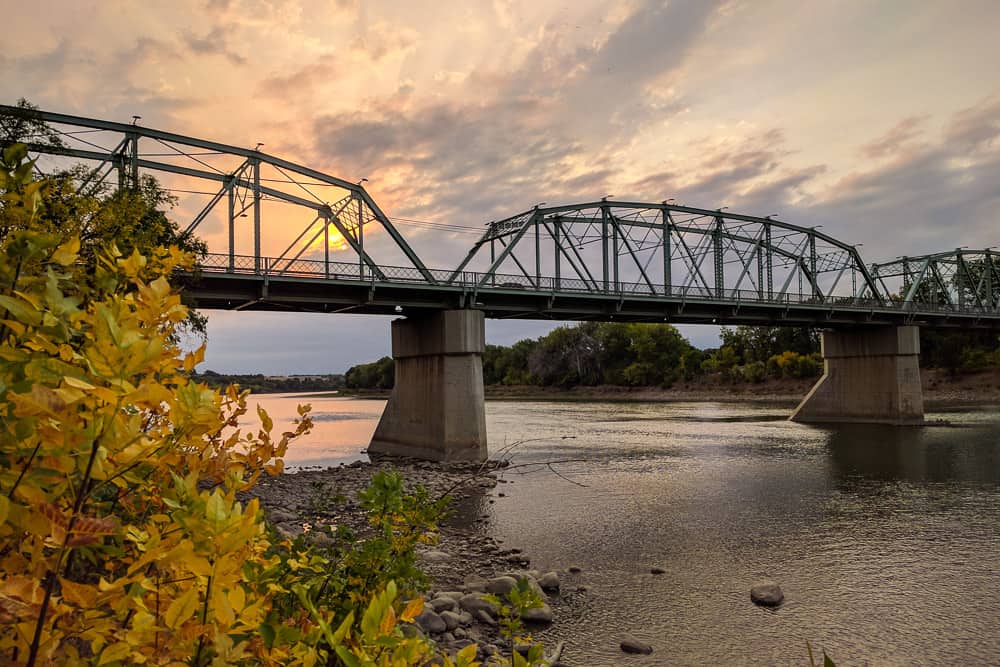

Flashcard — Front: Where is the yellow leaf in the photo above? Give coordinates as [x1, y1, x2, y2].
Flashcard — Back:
[257, 405, 273, 432]
[59, 577, 97, 607]
[400, 597, 424, 623]
[212, 584, 235, 626]
[163, 586, 200, 629]
[50, 238, 80, 266]
[98, 641, 133, 665]
[227, 586, 246, 614]
[63, 376, 96, 390]
[205, 490, 228, 525]
[0, 496, 8, 526]
[379, 605, 396, 635]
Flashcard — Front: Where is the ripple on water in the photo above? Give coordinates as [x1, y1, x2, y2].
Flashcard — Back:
[251, 396, 1000, 664]
[481, 400, 1000, 665]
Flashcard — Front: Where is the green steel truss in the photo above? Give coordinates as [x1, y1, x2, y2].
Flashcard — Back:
[449, 200, 883, 306]
[873, 250, 1000, 312]
[3, 105, 998, 327]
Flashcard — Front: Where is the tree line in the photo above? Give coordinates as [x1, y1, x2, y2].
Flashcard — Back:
[344, 322, 1000, 390]
[346, 323, 827, 390]
[193, 370, 345, 394]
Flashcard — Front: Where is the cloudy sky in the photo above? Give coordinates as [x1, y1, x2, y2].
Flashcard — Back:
[4, 0, 999, 373]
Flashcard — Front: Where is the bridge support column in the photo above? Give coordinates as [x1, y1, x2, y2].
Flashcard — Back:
[369, 310, 488, 461]
[791, 326, 924, 425]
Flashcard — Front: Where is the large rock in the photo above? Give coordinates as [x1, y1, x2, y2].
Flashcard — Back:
[521, 603, 553, 624]
[429, 596, 458, 613]
[269, 509, 299, 524]
[420, 550, 452, 563]
[414, 609, 447, 634]
[750, 580, 784, 607]
[459, 593, 498, 618]
[439, 610, 461, 631]
[485, 576, 519, 596]
[538, 571, 560, 592]
[620, 635, 653, 655]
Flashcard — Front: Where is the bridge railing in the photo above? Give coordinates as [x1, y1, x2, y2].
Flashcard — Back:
[195, 253, 998, 316]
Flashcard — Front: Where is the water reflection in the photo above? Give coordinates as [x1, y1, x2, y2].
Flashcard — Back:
[243, 393, 383, 469]
[825, 423, 1000, 485]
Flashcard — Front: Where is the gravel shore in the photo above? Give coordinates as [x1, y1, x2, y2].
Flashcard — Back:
[245, 456, 577, 665]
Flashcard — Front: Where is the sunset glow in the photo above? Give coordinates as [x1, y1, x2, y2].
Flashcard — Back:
[5, 0, 999, 372]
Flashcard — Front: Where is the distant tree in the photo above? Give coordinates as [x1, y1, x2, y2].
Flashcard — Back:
[345, 356, 395, 389]
[528, 324, 601, 387]
[921, 330, 1000, 375]
[720, 325, 819, 363]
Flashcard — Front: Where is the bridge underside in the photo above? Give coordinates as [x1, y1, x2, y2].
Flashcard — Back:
[189, 273, 1000, 329]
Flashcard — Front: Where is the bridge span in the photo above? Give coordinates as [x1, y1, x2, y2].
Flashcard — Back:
[5, 105, 1000, 462]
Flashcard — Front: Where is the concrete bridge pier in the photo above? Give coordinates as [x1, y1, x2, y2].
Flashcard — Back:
[368, 309, 488, 461]
[791, 325, 924, 425]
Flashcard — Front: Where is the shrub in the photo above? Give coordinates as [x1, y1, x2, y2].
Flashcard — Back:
[0, 144, 473, 666]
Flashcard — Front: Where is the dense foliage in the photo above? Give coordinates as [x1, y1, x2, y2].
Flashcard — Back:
[0, 144, 487, 666]
[920, 330, 1000, 374]
[344, 357, 395, 390]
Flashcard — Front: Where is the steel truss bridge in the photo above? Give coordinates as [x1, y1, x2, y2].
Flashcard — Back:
[4, 105, 999, 330]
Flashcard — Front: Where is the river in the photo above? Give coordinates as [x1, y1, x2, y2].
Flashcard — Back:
[249, 393, 1000, 665]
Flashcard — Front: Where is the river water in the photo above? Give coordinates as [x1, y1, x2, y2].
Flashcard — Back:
[251, 394, 1000, 665]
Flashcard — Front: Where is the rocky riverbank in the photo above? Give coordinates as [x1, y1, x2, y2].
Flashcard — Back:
[244, 457, 579, 665]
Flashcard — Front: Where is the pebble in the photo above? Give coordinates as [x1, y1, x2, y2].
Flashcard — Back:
[430, 596, 458, 613]
[650, 567, 666, 575]
[269, 509, 299, 524]
[475, 609, 498, 627]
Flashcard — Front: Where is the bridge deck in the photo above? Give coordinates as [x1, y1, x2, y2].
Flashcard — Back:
[187, 254, 1000, 329]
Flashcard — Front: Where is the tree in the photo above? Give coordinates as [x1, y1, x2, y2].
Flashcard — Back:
[720, 325, 819, 363]
[0, 98, 65, 151]
[344, 356, 395, 389]
[528, 324, 601, 387]
[2, 99, 208, 335]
